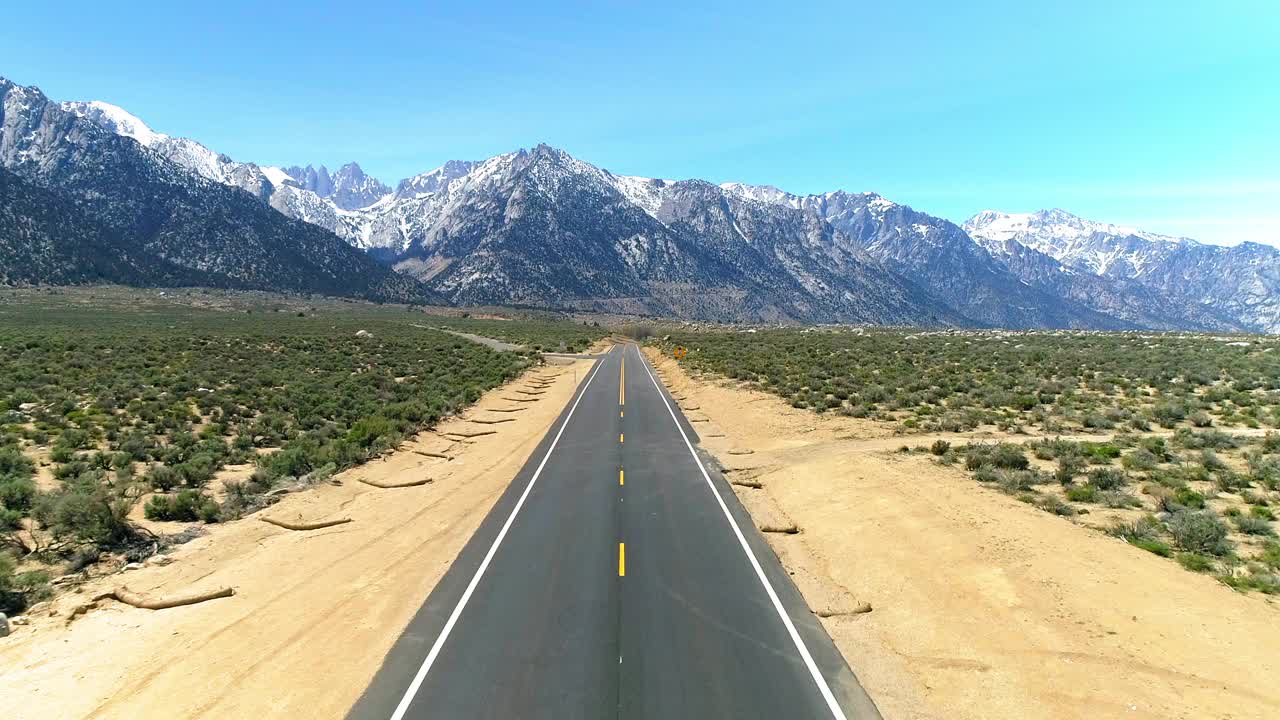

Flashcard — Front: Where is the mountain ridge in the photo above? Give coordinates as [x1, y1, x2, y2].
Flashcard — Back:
[5, 76, 1275, 331]
[967, 208, 1280, 332]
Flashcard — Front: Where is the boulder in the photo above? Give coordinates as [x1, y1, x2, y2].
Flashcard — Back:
[0, 613, 8, 637]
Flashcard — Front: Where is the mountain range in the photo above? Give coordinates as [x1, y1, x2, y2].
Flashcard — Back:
[1, 75, 1276, 332]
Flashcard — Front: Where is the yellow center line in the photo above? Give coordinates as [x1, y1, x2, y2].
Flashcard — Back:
[618, 542, 626, 577]
[619, 354, 625, 406]
[620, 433, 624, 443]
[619, 468, 624, 486]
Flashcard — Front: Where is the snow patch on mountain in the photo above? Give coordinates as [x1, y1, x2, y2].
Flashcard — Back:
[261, 166, 295, 189]
[965, 208, 1196, 276]
[611, 175, 672, 219]
[719, 182, 803, 208]
[60, 101, 164, 147]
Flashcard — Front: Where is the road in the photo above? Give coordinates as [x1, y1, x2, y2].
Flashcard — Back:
[347, 344, 881, 719]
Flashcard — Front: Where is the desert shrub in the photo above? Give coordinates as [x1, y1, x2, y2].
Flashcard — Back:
[54, 428, 91, 451]
[0, 477, 35, 513]
[1234, 515, 1276, 537]
[930, 439, 951, 456]
[1174, 429, 1238, 450]
[1055, 455, 1085, 485]
[1080, 442, 1122, 464]
[177, 454, 218, 487]
[1263, 432, 1280, 453]
[1177, 553, 1214, 572]
[345, 416, 397, 449]
[1215, 470, 1249, 493]
[1246, 454, 1280, 489]
[147, 465, 180, 492]
[1035, 494, 1076, 516]
[1200, 449, 1227, 470]
[0, 447, 34, 479]
[1086, 468, 1128, 491]
[1168, 510, 1232, 556]
[144, 490, 218, 523]
[1139, 436, 1173, 460]
[1065, 484, 1098, 503]
[1260, 541, 1280, 570]
[32, 484, 136, 547]
[964, 443, 1029, 471]
[1109, 515, 1171, 556]
[1218, 571, 1280, 594]
[1098, 491, 1143, 509]
[1130, 538, 1173, 556]
[996, 469, 1049, 494]
[1082, 413, 1114, 430]
[0, 554, 51, 614]
[1153, 402, 1187, 428]
[973, 466, 999, 483]
[1173, 488, 1206, 509]
[1122, 448, 1160, 471]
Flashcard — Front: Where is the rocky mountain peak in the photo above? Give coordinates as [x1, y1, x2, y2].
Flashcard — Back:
[329, 162, 390, 210]
[394, 159, 479, 198]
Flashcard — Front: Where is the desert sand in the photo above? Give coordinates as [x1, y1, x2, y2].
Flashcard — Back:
[645, 347, 1280, 720]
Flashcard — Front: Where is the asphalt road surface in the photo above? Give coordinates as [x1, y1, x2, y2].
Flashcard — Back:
[347, 344, 881, 719]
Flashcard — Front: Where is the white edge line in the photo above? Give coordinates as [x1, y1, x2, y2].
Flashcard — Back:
[388, 349, 610, 720]
[633, 344, 851, 720]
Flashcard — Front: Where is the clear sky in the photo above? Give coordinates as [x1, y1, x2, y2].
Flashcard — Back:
[3, 1, 1277, 245]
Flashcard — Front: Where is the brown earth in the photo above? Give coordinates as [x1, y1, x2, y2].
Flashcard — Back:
[644, 347, 1280, 720]
[0, 355, 598, 720]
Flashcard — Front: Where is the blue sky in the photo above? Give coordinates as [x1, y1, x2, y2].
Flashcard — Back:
[3, 1, 1277, 245]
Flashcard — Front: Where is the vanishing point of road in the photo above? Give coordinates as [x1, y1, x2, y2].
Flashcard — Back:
[347, 344, 881, 719]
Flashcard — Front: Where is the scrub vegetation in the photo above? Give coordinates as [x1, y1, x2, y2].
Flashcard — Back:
[658, 328, 1280, 433]
[933, 431, 1280, 592]
[656, 326, 1280, 592]
[0, 288, 600, 613]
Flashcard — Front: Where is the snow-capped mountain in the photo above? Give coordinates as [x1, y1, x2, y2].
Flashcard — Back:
[61, 100, 277, 201]
[10, 75, 1275, 331]
[61, 99, 389, 245]
[715, 184, 1157, 329]
[967, 209, 1280, 333]
[1, 78, 425, 302]
[965, 209, 1194, 277]
[378, 145, 954, 323]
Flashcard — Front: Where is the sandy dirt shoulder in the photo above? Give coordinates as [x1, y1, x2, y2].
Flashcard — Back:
[644, 348, 1280, 720]
[0, 355, 598, 720]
